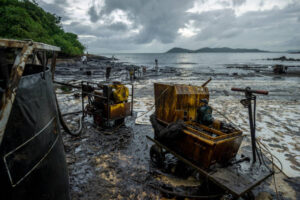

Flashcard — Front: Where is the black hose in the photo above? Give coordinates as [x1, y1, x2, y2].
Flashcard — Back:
[62, 110, 83, 117]
[54, 92, 84, 136]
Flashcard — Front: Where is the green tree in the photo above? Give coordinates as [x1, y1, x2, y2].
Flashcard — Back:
[0, 0, 84, 56]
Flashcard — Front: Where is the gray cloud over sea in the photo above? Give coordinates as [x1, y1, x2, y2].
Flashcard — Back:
[36, 0, 300, 53]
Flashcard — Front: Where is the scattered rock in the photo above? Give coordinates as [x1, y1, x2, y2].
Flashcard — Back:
[267, 56, 300, 61]
[74, 93, 81, 98]
[86, 71, 92, 76]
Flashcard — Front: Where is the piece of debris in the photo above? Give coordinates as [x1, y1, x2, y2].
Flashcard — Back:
[273, 64, 288, 74]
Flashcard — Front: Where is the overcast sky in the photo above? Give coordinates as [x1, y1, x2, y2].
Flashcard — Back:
[36, 0, 300, 53]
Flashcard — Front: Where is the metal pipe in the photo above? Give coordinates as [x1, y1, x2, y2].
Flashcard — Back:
[201, 77, 212, 87]
[54, 81, 109, 100]
[247, 97, 256, 163]
[231, 88, 268, 95]
[131, 84, 134, 116]
[54, 81, 81, 89]
[81, 81, 85, 117]
[106, 85, 110, 125]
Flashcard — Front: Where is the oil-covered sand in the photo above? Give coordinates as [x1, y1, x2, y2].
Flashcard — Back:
[55, 57, 300, 199]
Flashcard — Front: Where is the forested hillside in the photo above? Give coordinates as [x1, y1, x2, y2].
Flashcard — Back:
[0, 0, 84, 56]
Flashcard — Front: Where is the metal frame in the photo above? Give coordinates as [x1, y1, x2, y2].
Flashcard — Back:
[147, 136, 273, 197]
[0, 39, 60, 51]
[0, 39, 60, 145]
[81, 81, 134, 126]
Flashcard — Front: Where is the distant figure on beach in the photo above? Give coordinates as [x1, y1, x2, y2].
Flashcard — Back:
[106, 65, 111, 81]
[112, 55, 115, 60]
[137, 66, 142, 78]
[155, 59, 158, 72]
[129, 67, 134, 81]
[81, 55, 87, 64]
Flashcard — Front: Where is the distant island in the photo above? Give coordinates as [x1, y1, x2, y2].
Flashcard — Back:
[287, 50, 300, 54]
[166, 47, 269, 53]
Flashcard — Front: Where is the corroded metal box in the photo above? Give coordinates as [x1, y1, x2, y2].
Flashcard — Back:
[154, 83, 243, 168]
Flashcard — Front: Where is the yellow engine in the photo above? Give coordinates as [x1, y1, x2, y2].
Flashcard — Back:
[85, 81, 132, 128]
[110, 84, 129, 103]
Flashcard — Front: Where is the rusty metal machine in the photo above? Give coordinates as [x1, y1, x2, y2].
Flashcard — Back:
[84, 81, 133, 127]
[151, 82, 243, 168]
[147, 80, 274, 198]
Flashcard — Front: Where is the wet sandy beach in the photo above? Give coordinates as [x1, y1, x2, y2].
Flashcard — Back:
[55, 57, 300, 199]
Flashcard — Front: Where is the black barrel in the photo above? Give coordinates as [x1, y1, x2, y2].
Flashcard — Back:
[0, 65, 70, 200]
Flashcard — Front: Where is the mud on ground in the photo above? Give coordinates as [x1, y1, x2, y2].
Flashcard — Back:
[56, 58, 300, 200]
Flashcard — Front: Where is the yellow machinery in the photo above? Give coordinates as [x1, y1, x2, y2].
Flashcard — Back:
[152, 82, 243, 168]
[148, 82, 274, 198]
[84, 81, 133, 127]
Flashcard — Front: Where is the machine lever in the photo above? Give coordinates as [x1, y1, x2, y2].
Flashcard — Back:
[231, 87, 269, 95]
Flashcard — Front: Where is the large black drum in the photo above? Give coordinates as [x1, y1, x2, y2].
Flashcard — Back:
[0, 65, 70, 200]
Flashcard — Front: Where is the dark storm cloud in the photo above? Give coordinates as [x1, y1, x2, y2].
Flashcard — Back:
[190, 9, 237, 40]
[88, 5, 99, 23]
[109, 23, 129, 31]
[64, 22, 129, 37]
[187, 2, 300, 50]
[37, 0, 70, 20]
[64, 22, 90, 35]
[37, 0, 300, 52]
[232, 0, 246, 7]
[87, 0, 195, 44]
[53, 0, 68, 5]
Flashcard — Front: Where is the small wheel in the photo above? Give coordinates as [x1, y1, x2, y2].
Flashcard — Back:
[242, 191, 255, 200]
[150, 144, 165, 167]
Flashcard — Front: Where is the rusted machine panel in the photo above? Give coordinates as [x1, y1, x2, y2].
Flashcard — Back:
[155, 83, 209, 123]
[154, 83, 242, 168]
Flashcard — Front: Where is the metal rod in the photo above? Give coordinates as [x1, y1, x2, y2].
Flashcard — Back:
[201, 77, 212, 87]
[106, 86, 110, 126]
[54, 81, 81, 89]
[231, 88, 268, 95]
[54, 81, 108, 100]
[131, 84, 134, 116]
[81, 82, 85, 117]
[248, 98, 256, 163]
